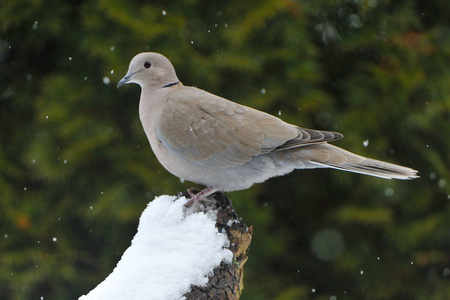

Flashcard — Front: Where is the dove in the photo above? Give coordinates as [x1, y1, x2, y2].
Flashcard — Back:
[118, 52, 418, 204]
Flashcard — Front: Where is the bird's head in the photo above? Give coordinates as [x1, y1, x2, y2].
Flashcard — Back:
[117, 52, 179, 89]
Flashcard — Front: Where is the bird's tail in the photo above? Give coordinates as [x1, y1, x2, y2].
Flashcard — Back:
[294, 143, 419, 180]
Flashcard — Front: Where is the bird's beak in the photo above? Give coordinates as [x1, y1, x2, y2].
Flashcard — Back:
[117, 71, 136, 89]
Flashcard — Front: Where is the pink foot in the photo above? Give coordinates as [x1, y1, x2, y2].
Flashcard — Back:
[185, 187, 220, 211]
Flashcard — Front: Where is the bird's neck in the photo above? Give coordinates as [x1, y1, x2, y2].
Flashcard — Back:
[138, 85, 178, 138]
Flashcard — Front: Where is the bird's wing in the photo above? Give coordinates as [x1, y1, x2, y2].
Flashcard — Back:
[156, 87, 342, 168]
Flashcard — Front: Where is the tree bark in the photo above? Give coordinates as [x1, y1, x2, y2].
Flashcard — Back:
[182, 190, 252, 300]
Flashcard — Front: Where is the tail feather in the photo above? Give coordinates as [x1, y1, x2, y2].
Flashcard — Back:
[294, 143, 419, 180]
[323, 158, 419, 180]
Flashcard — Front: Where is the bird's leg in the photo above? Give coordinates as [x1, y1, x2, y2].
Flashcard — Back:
[186, 189, 198, 198]
[184, 187, 220, 211]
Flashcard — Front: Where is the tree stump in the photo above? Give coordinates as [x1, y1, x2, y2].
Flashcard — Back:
[182, 190, 253, 300]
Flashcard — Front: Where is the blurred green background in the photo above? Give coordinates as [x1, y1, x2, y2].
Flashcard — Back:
[1, 0, 449, 299]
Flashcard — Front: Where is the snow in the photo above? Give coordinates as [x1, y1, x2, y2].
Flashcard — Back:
[79, 195, 233, 300]
[384, 187, 394, 197]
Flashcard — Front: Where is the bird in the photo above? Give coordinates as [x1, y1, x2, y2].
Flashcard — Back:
[118, 52, 419, 205]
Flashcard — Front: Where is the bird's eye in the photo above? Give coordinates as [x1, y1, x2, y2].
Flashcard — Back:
[144, 61, 152, 69]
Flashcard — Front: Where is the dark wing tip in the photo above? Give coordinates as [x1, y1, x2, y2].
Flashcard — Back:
[270, 127, 344, 152]
[301, 128, 343, 143]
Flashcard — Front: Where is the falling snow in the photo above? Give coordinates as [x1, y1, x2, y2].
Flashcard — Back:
[384, 187, 394, 197]
[349, 14, 364, 28]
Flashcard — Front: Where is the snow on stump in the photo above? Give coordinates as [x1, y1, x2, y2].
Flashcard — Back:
[79, 190, 252, 300]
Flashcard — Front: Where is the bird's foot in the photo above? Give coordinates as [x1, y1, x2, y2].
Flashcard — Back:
[184, 187, 220, 212]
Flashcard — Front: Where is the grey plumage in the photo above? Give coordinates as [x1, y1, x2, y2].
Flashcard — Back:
[118, 52, 418, 193]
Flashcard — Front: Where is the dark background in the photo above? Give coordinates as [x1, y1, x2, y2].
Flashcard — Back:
[1, 0, 449, 299]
